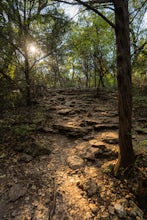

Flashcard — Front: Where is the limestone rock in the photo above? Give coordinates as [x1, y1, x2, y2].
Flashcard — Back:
[108, 205, 115, 215]
[128, 200, 144, 218]
[113, 199, 128, 218]
[95, 148, 116, 159]
[19, 153, 33, 162]
[78, 179, 99, 197]
[101, 211, 110, 219]
[80, 147, 101, 161]
[102, 136, 119, 144]
[57, 96, 65, 101]
[9, 184, 27, 202]
[94, 124, 118, 131]
[114, 203, 127, 218]
[89, 203, 98, 214]
[101, 161, 115, 174]
[67, 155, 84, 169]
[89, 140, 106, 149]
[135, 127, 147, 134]
[53, 123, 89, 137]
[57, 108, 72, 115]
[80, 119, 97, 126]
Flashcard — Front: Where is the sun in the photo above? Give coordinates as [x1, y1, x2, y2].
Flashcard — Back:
[29, 44, 37, 54]
[27, 42, 43, 57]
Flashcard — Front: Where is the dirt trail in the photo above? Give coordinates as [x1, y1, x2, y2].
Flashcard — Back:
[0, 89, 147, 220]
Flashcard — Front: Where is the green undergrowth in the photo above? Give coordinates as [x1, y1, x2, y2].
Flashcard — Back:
[13, 123, 37, 137]
[133, 94, 147, 108]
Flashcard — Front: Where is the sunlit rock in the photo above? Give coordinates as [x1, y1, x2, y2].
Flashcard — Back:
[67, 155, 84, 169]
[114, 202, 127, 218]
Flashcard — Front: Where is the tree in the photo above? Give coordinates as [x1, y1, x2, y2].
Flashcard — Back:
[66, 0, 136, 173]
[114, 0, 135, 173]
[129, 0, 147, 89]
[65, 13, 115, 88]
[0, 0, 70, 105]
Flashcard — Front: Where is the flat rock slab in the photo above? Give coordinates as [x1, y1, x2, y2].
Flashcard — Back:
[8, 183, 27, 202]
[135, 127, 147, 134]
[89, 140, 106, 149]
[80, 147, 101, 161]
[67, 155, 84, 169]
[94, 124, 118, 131]
[80, 119, 98, 126]
[57, 108, 72, 115]
[53, 123, 89, 137]
[102, 136, 119, 144]
[113, 199, 144, 219]
[19, 153, 33, 162]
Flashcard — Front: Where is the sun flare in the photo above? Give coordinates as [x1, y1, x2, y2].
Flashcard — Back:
[29, 44, 37, 54]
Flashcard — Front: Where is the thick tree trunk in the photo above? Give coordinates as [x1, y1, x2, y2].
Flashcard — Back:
[114, 0, 135, 173]
[74, 0, 135, 175]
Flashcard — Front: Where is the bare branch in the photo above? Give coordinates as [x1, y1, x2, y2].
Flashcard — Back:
[129, 0, 147, 24]
[29, 51, 54, 71]
[0, 32, 25, 57]
[131, 41, 147, 58]
[75, 0, 115, 29]
[54, 0, 78, 5]
[0, 68, 23, 92]
[89, 0, 113, 3]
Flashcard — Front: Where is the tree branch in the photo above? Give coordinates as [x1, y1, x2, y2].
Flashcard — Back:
[75, 0, 115, 29]
[129, 0, 147, 24]
[131, 41, 147, 59]
[29, 51, 54, 71]
[0, 32, 25, 57]
[0, 68, 23, 92]
[89, 0, 113, 3]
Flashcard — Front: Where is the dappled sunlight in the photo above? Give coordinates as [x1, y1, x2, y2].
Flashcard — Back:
[50, 143, 119, 219]
[1, 88, 146, 219]
[100, 131, 118, 139]
[54, 163, 98, 218]
[45, 128, 120, 218]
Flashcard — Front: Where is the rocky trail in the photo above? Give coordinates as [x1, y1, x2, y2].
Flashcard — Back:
[0, 89, 147, 220]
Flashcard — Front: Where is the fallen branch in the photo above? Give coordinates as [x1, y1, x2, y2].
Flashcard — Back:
[48, 179, 57, 220]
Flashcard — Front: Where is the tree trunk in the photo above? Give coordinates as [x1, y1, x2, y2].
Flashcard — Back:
[114, 0, 135, 173]
[74, 0, 136, 175]
[23, 4, 31, 106]
[24, 46, 31, 106]
[98, 72, 105, 88]
[94, 68, 97, 88]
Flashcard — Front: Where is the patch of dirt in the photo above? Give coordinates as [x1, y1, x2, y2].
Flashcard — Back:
[0, 88, 147, 219]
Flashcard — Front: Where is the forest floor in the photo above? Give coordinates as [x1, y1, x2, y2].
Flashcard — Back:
[0, 88, 147, 220]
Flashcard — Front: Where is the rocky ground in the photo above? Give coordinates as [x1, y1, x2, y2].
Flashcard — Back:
[0, 88, 147, 220]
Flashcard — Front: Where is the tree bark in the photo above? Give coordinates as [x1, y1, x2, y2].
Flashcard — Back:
[24, 47, 31, 106]
[114, 0, 135, 173]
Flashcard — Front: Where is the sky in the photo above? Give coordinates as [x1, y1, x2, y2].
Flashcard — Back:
[62, 4, 80, 20]
[62, 3, 147, 29]
[64, 4, 147, 24]
[143, 13, 147, 28]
